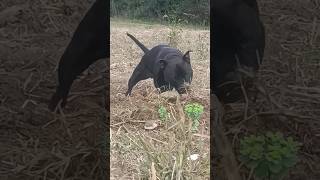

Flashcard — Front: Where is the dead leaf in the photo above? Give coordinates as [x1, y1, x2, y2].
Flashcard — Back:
[144, 120, 158, 130]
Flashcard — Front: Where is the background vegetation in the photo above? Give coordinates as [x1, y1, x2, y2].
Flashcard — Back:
[110, 0, 210, 26]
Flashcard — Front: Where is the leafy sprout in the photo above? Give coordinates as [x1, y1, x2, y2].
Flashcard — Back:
[184, 103, 204, 132]
[158, 105, 169, 123]
[239, 132, 301, 180]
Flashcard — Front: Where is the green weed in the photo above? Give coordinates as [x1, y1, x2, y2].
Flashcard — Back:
[158, 105, 169, 123]
[239, 132, 301, 180]
[184, 103, 204, 132]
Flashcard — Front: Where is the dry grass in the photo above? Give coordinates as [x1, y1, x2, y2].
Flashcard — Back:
[212, 0, 320, 179]
[110, 20, 210, 179]
[0, 0, 107, 179]
[1, 0, 318, 179]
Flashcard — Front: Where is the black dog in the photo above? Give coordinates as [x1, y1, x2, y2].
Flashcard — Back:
[125, 33, 193, 96]
[211, 0, 265, 103]
[48, 0, 109, 111]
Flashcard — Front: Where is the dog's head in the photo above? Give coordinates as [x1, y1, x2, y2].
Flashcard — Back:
[159, 50, 193, 94]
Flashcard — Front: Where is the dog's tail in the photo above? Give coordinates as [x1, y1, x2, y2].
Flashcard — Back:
[126, 33, 149, 53]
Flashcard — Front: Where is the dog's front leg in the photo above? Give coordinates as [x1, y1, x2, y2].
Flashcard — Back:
[126, 63, 149, 96]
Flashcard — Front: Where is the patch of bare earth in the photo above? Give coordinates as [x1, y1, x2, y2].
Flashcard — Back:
[110, 21, 210, 179]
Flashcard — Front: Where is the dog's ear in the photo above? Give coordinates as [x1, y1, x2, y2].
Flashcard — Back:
[183, 50, 192, 63]
[159, 59, 167, 69]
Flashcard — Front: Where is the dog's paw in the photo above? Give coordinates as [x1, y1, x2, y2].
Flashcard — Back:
[125, 91, 131, 96]
[48, 93, 60, 112]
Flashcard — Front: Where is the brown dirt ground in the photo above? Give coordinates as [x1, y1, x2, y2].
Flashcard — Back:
[0, 0, 107, 179]
[110, 21, 210, 179]
[213, 0, 320, 179]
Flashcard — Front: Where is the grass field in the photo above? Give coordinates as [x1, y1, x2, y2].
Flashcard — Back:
[1, 0, 318, 179]
[110, 20, 210, 179]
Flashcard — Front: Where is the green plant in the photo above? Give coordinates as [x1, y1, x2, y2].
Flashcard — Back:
[165, 13, 183, 48]
[239, 132, 300, 180]
[184, 103, 204, 132]
[158, 105, 169, 123]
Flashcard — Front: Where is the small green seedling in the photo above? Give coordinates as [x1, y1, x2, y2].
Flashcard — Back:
[158, 105, 169, 123]
[239, 132, 300, 180]
[184, 103, 204, 132]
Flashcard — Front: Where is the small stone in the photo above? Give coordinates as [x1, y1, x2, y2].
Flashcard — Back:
[144, 120, 158, 130]
[167, 97, 177, 103]
[187, 154, 200, 161]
